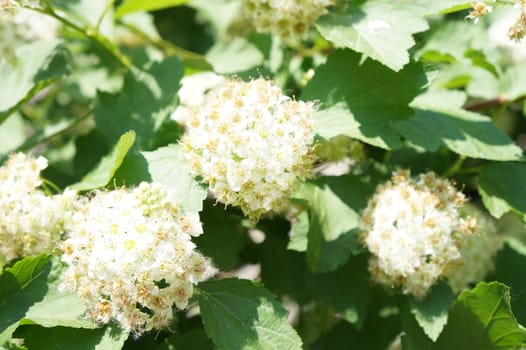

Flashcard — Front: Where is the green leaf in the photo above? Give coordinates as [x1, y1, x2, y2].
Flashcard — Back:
[259, 228, 312, 304]
[141, 145, 207, 212]
[194, 201, 247, 271]
[70, 130, 136, 191]
[197, 278, 303, 350]
[316, 1, 429, 71]
[287, 210, 309, 252]
[114, 144, 207, 211]
[93, 56, 183, 150]
[495, 242, 526, 325]
[478, 163, 526, 218]
[115, 0, 188, 18]
[393, 91, 524, 161]
[302, 50, 425, 150]
[0, 256, 94, 347]
[500, 64, 526, 101]
[0, 114, 26, 156]
[314, 103, 403, 150]
[294, 175, 375, 272]
[15, 324, 128, 350]
[436, 282, 526, 349]
[205, 38, 264, 74]
[0, 40, 70, 122]
[409, 283, 455, 342]
[306, 256, 370, 328]
[158, 329, 214, 350]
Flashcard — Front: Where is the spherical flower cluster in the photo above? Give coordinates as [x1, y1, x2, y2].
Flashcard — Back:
[171, 72, 226, 127]
[181, 77, 316, 222]
[241, 0, 333, 42]
[446, 204, 503, 293]
[362, 170, 475, 298]
[0, 5, 59, 59]
[59, 183, 212, 334]
[0, 153, 75, 265]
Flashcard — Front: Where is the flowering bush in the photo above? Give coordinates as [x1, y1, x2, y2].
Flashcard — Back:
[2, 0, 526, 349]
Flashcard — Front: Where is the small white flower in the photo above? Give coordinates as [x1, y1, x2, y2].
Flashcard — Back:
[0, 153, 76, 265]
[0, 6, 60, 58]
[171, 72, 226, 126]
[446, 204, 503, 293]
[241, 0, 333, 42]
[362, 170, 474, 298]
[59, 182, 213, 334]
[181, 77, 316, 222]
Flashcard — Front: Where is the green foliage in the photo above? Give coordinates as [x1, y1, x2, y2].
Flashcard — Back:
[0, 41, 70, 122]
[316, 1, 428, 72]
[294, 174, 376, 272]
[197, 278, 303, 350]
[403, 282, 526, 349]
[2, 0, 526, 348]
[478, 163, 526, 218]
[0, 255, 95, 347]
[115, 0, 189, 18]
[93, 56, 183, 150]
[71, 130, 136, 191]
[408, 283, 455, 342]
[303, 50, 425, 150]
[15, 324, 128, 350]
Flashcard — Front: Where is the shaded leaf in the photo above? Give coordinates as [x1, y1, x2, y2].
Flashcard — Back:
[197, 278, 302, 350]
[478, 163, 526, 218]
[194, 201, 247, 271]
[0, 256, 94, 347]
[294, 175, 375, 272]
[93, 56, 183, 150]
[306, 255, 370, 328]
[259, 229, 312, 304]
[303, 50, 425, 150]
[409, 283, 455, 342]
[70, 130, 136, 191]
[15, 324, 127, 350]
[393, 91, 524, 161]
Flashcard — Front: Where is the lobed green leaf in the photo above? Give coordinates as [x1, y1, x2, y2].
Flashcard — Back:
[197, 278, 303, 350]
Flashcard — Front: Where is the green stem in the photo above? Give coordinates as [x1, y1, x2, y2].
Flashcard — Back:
[34, 4, 131, 68]
[15, 110, 92, 153]
[441, 155, 466, 178]
[41, 178, 61, 195]
[118, 20, 206, 61]
[95, 0, 117, 31]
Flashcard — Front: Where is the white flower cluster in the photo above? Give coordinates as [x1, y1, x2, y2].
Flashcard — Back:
[0, 5, 59, 58]
[181, 77, 316, 222]
[59, 183, 212, 334]
[362, 170, 475, 298]
[171, 72, 226, 127]
[0, 153, 75, 265]
[241, 0, 333, 42]
[446, 204, 503, 293]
